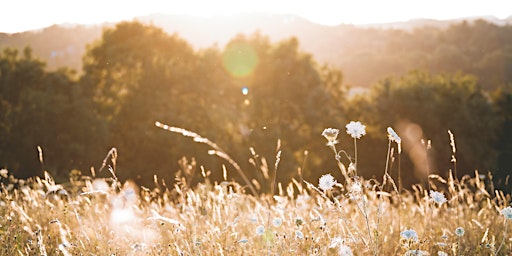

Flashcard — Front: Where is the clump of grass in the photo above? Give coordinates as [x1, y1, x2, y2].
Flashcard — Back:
[0, 122, 510, 255]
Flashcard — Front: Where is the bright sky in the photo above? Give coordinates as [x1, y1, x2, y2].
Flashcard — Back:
[1, 0, 511, 33]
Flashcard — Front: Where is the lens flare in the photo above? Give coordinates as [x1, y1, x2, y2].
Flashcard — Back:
[222, 42, 258, 77]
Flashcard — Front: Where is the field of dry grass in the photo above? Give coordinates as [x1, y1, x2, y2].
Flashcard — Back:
[1, 123, 511, 255]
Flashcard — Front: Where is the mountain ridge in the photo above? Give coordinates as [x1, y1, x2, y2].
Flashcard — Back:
[1, 13, 511, 88]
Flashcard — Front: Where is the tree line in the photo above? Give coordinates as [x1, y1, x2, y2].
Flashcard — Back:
[334, 19, 512, 89]
[3, 18, 512, 89]
[1, 21, 511, 191]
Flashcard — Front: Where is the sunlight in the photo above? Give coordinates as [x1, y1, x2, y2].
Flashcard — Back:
[110, 208, 136, 225]
[1, 0, 511, 32]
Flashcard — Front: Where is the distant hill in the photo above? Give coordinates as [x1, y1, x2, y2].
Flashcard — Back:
[1, 13, 512, 88]
[0, 24, 104, 73]
[358, 15, 512, 30]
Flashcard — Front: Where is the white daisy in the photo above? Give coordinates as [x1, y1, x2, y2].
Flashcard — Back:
[319, 174, 337, 191]
[430, 190, 447, 206]
[256, 225, 265, 236]
[272, 217, 283, 227]
[501, 206, 512, 220]
[405, 250, 428, 256]
[455, 227, 465, 237]
[400, 229, 419, 242]
[346, 121, 366, 139]
[339, 245, 354, 256]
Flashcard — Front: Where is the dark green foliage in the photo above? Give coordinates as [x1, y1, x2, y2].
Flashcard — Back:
[1, 21, 511, 191]
[491, 86, 512, 191]
[347, 71, 502, 185]
[0, 47, 105, 179]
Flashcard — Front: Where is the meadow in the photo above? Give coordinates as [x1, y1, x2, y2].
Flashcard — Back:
[0, 121, 511, 255]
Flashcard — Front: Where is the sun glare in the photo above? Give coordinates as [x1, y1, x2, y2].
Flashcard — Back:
[1, 0, 511, 33]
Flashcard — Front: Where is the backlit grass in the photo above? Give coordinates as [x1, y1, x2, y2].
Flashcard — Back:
[0, 123, 511, 255]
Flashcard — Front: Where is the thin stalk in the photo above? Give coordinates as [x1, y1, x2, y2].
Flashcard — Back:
[266, 148, 281, 256]
[328, 145, 350, 185]
[384, 139, 392, 177]
[397, 152, 402, 252]
[495, 219, 509, 255]
[156, 122, 257, 196]
[354, 137, 358, 176]
[355, 193, 377, 256]
[422, 140, 432, 239]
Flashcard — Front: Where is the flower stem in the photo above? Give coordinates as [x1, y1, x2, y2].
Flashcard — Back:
[496, 219, 509, 255]
[354, 137, 358, 176]
[329, 145, 350, 185]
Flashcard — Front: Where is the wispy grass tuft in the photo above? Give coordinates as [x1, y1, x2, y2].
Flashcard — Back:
[0, 123, 510, 255]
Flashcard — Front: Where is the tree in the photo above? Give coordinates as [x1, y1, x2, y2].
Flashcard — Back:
[81, 21, 205, 184]
[491, 86, 512, 190]
[221, 34, 345, 185]
[81, 25, 348, 189]
[347, 71, 500, 186]
[0, 47, 104, 179]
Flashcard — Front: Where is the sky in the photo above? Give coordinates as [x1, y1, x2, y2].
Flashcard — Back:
[1, 0, 511, 33]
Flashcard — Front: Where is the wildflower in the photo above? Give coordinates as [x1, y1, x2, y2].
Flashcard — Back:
[430, 190, 447, 206]
[405, 250, 428, 256]
[400, 229, 419, 242]
[237, 238, 248, 243]
[387, 127, 401, 143]
[387, 127, 402, 153]
[256, 225, 265, 236]
[350, 182, 362, 193]
[295, 230, 304, 239]
[319, 174, 337, 191]
[329, 236, 343, 248]
[339, 245, 354, 256]
[501, 206, 512, 220]
[346, 121, 366, 139]
[272, 217, 283, 227]
[455, 227, 465, 237]
[322, 128, 340, 146]
[131, 242, 147, 251]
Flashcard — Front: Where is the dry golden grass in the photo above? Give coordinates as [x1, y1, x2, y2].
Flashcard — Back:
[0, 165, 510, 255]
[1, 124, 511, 255]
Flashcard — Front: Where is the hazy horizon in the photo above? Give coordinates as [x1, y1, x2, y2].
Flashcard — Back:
[2, 0, 511, 33]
